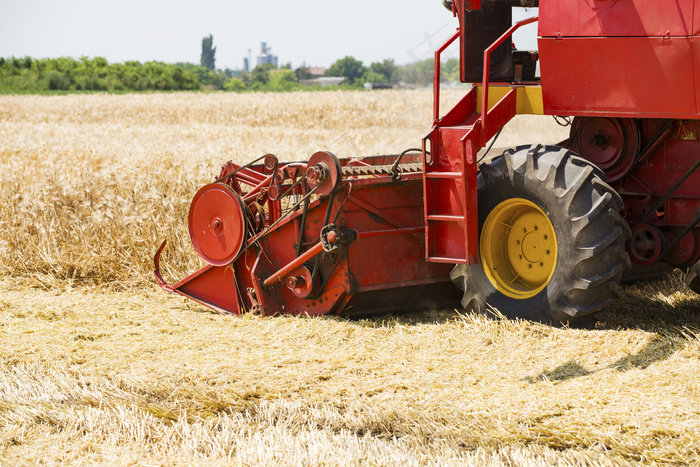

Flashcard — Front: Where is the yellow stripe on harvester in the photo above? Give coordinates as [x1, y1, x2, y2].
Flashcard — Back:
[475, 85, 544, 115]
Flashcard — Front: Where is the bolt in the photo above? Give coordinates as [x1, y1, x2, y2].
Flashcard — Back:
[326, 230, 338, 244]
[516, 240, 521, 245]
[528, 264, 533, 269]
[543, 235, 548, 240]
[518, 255, 522, 259]
[522, 228, 527, 233]
[546, 250, 550, 255]
[212, 217, 223, 233]
[534, 225, 538, 231]
[540, 262, 544, 267]
[587, 133, 609, 147]
[286, 276, 306, 289]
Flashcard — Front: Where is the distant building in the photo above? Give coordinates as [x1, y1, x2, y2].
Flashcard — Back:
[306, 67, 327, 79]
[243, 57, 250, 73]
[257, 42, 278, 68]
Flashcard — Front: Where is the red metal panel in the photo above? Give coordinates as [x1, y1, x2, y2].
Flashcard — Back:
[173, 265, 243, 315]
[539, 0, 694, 37]
[539, 37, 697, 117]
[696, 1, 700, 35]
[695, 37, 700, 113]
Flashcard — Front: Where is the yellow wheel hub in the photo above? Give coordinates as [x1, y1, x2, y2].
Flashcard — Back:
[480, 198, 557, 299]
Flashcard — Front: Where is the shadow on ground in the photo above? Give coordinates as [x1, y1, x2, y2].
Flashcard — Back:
[594, 270, 700, 334]
[345, 270, 700, 332]
[522, 333, 685, 385]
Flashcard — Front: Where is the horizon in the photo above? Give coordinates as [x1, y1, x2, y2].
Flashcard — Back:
[0, 1, 539, 70]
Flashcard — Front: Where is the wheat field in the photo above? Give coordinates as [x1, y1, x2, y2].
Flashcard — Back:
[1, 91, 699, 466]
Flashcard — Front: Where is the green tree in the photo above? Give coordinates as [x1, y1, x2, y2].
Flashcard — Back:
[442, 58, 460, 82]
[268, 69, 298, 91]
[394, 58, 434, 85]
[250, 64, 274, 89]
[326, 56, 366, 85]
[362, 71, 388, 84]
[224, 78, 246, 92]
[369, 59, 396, 83]
[200, 35, 216, 70]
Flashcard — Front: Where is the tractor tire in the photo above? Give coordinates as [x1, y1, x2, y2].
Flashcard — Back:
[685, 261, 700, 295]
[450, 144, 631, 324]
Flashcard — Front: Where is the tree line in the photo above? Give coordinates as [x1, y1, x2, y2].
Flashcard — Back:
[0, 55, 462, 94]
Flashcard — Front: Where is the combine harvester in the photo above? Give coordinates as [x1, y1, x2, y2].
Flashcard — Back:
[155, 0, 700, 324]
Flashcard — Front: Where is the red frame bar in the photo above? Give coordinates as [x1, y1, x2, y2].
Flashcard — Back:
[480, 16, 538, 145]
[433, 30, 462, 125]
[357, 227, 424, 238]
[263, 241, 323, 287]
[242, 173, 275, 203]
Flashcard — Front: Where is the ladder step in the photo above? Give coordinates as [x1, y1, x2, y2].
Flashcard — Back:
[427, 215, 464, 222]
[425, 171, 462, 179]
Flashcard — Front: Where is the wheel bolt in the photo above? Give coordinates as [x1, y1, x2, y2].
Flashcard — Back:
[518, 255, 522, 259]
[543, 235, 548, 240]
[516, 240, 520, 245]
[540, 262, 544, 267]
[528, 264, 533, 269]
[546, 250, 550, 255]
[522, 228, 527, 233]
[534, 225, 538, 231]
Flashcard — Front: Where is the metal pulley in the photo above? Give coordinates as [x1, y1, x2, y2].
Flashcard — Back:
[570, 117, 640, 182]
[188, 183, 249, 266]
[306, 151, 342, 197]
[628, 223, 664, 266]
[285, 264, 318, 298]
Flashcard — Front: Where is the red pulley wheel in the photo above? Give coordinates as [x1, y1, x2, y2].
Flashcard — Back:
[188, 183, 248, 266]
[571, 117, 640, 182]
[664, 228, 700, 268]
[306, 151, 342, 197]
[285, 264, 317, 298]
[574, 117, 624, 170]
[628, 223, 664, 266]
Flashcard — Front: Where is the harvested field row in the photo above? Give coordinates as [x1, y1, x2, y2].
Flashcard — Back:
[1, 274, 700, 465]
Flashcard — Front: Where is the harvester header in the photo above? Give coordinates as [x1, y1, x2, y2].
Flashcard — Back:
[155, 0, 700, 324]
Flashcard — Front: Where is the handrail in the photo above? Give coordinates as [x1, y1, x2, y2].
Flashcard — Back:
[481, 16, 539, 146]
[433, 29, 461, 125]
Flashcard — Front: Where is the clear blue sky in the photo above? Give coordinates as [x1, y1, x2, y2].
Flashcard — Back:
[0, 1, 539, 69]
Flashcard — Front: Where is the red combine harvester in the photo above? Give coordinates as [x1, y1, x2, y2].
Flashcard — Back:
[155, 0, 700, 324]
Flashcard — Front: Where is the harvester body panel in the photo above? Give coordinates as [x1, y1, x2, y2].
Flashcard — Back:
[538, 0, 699, 118]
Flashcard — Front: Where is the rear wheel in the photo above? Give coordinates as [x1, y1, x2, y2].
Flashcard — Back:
[451, 145, 631, 324]
[685, 261, 700, 295]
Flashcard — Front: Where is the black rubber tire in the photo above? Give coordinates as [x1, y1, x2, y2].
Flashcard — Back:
[450, 144, 631, 324]
[685, 261, 700, 295]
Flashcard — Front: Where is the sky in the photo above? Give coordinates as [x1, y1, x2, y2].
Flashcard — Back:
[0, 1, 539, 69]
